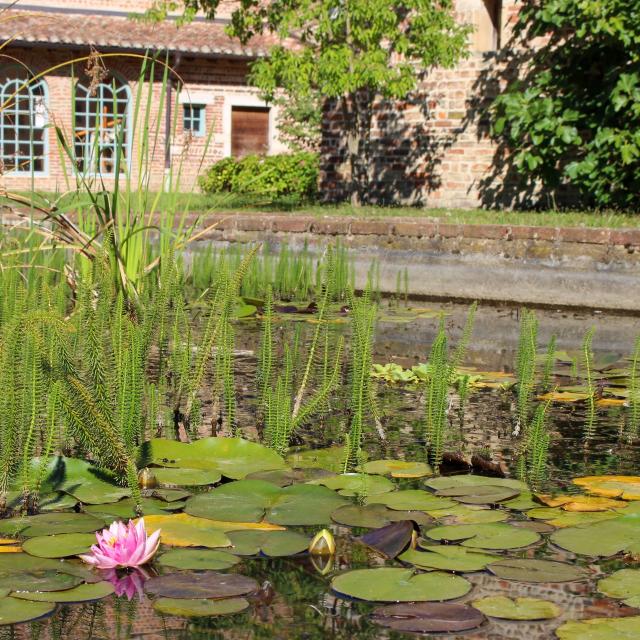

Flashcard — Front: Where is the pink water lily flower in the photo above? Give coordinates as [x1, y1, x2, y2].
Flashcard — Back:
[80, 519, 160, 569]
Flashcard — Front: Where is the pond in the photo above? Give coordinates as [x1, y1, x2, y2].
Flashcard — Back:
[2, 299, 640, 640]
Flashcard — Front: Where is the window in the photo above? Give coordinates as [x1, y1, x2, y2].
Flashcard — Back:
[74, 74, 131, 175]
[0, 70, 48, 174]
[475, 0, 502, 51]
[231, 106, 270, 157]
[183, 104, 205, 136]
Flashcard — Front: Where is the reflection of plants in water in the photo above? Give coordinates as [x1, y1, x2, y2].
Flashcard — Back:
[514, 308, 538, 436]
[581, 327, 597, 442]
[541, 334, 557, 392]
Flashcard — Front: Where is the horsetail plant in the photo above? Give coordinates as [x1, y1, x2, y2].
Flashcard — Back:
[582, 327, 597, 442]
[629, 335, 640, 438]
[514, 308, 538, 436]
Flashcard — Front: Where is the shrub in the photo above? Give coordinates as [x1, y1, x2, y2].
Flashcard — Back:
[199, 152, 319, 202]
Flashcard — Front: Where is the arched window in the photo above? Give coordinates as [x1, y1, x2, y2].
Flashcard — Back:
[0, 69, 48, 175]
[74, 74, 131, 175]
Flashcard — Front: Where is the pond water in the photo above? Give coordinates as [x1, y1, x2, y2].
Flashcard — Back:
[5, 301, 640, 639]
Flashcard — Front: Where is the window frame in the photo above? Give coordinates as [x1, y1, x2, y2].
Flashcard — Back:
[0, 70, 49, 177]
[182, 103, 206, 137]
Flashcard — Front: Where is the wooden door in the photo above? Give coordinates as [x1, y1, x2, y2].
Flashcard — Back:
[231, 106, 270, 157]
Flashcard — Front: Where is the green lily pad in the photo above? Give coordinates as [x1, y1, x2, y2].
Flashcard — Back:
[528, 507, 618, 528]
[286, 446, 347, 473]
[142, 514, 232, 548]
[425, 523, 541, 550]
[362, 460, 433, 478]
[0, 570, 81, 593]
[246, 468, 335, 486]
[472, 596, 561, 620]
[157, 549, 241, 571]
[152, 468, 222, 487]
[141, 437, 287, 479]
[0, 597, 55, 625]
[331, 504, 432, 528]
[309, 474, 395, 497]
[153, 596, 249, 617]
[0, 513, 103, 537]
[502, 492, 539, 511]
[487, 558, 588, 583]
[550, 514, 640, 556]
[85, 498, 182, 521]
[425, 475, 527, 492]
[556, 616, 640, 639]
[145, 571, 258, 599]
[22, 533, 96, 559]
[428, 504, 508, 524]
[371, 602, 485, 633]
[227, 530, 310, 557]
[0, 554, 95, 581]
[435, 484, 520, 505]
[331, 568, 471, 602]
[185, 480, 347, 525]
[598, 569, 640, 607]
[367, 490, 456, 512]
[401, 545, 499, 572]
[150, 489, 192, 502]
[38, 493, 79, 512]
[12, 581, 114, 603]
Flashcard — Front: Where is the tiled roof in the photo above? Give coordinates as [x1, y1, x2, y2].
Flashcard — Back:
[0, 8, 281, 58]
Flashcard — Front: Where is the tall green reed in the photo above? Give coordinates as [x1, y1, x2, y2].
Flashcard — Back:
[514, 308, 538, 435]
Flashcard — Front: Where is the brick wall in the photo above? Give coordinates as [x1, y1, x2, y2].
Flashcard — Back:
[320, 0, 536, 209]
[0, 45, 285, 193]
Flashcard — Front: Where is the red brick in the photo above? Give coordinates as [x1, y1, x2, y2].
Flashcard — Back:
[394, 221, 437, 238]
[235, 215, 272, 232]
[557, 227, 610, 244]
[350, 220, 393, 236]
[271, 216, 313, 233]
[438, 223, 462, 238]
[310, 218, 351, 235]
[610, 229, 640, 247]
[461, 224, 510, 240]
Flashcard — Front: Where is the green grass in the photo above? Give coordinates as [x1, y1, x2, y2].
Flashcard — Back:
[9, 191, 640, 229]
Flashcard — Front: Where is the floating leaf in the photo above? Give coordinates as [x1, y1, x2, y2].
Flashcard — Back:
[535, 494, 628, 512]
[426, 523, 540, 550]
[527, 507, 618, 528]
[0, 597, 55, 625]
[487, 558, 588, 583]
[185, 480, 347, 525]
[435, 484, 520, 505]
[0, 570, 81, 593]
[145, 571, 258, 599]
[0, 554, 98, 582]
[157, 549, 241, 571]
[142, 437, 287, 479]
[226, 530, 309, 557]
[309, 474, 394, 497]
[153, 596, 249, 617]
[12, 581, 114, 603]
[425, 475, 527, 492]
[472, 596, 561, 620]
[38, 493, 78, 512]
[367, 490, 456, 512]
[363, 460, 433, 478]
[151, 489, 192, 502]
[403, 545, 499, 572]
[502, 492, 541, 511]
[331, 568, 471, 602]
[598, 569, 640, 607]
[152, 468, 221, 487]
[537, 391, 589, 403]
[427, 504, 508, 524]
[556, 616, 640, 639]
[371, 602, 485, 633]
[0, 513, 103, 537]
[22, 533, 96, 559]
[85, 498, 181, 521]
[331, 504, 432, 529]
[286, 446, 347, 473]
[141, 514, 232, 548]
[573, 476, 640, 501]
[358, 521, 414, 558]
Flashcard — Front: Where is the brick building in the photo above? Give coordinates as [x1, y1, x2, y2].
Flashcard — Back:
[0, 0, 288, 193]
[320, 0, 525, 209]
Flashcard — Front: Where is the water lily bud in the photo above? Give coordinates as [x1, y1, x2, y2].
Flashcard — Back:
[308, 528, 336, 556]
[138, 468, 158, 490]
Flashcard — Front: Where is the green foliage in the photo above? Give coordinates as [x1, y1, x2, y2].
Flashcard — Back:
[541, 335, 557, 393]
[274, 93, 322, 152]
[199, 152, 319, 203]
[519, 401, 551, 491]
[515, 309, 538, 435]
[629, 335, 640, 438]
[491, 0, 640, 208]
[581, 327, 597, 441]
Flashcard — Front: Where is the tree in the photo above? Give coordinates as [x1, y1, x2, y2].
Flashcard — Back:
[154, 0, 470, 205]
[492, 0, 640, 209]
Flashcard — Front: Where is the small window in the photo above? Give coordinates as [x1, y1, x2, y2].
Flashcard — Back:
[183, 104, 205, 136]
[231, 106, 270, 157]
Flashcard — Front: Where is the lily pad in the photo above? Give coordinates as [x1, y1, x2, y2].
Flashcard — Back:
[367, 490, 456, 512]
[502, 492, 539, 511]
[573, 476, 640, 501]
[535, 494, 627, 512]
[363, 460, 433, 478]
[38, 493, 78, 512]
[425, 475, 527, 492]
[309, 474, 394, 497]
[358, 521, 414, 558]
[425, 523, 540, 550]
[428, 504, 508, 524]
[402, 545, 499, 572]
[0, 570, 81, 593]
[153, 596, 249, 617]
[371, 602, 485, 633]
[556, 616, 640, 639]
[12, 581, 114, 603]
[141, 514, 232, 548]
[0, 513, 103, 537]
[185, 480, 347, 525]
[331, 504, 432, 529]
[158, 549, 241, 571]
[145, 571, 258, 599]
[22, 533, 96, 559]
[151, 468, 221, 487]
[286, 446, 347, 473]
[487, 558, 588, 583]
[527, 507, 618, 528]
[142, 437, 287, 479]
[598, 569, 640, 607]
[435, 484, 520, 505]
[0, 597, 55, 625]
[150, 489, 192, 502]
[331, 568, 471, 602]
[226, 530, 310, 557]
[472, 596, 561, 620]
[0, 554, 97, 581]
[85, 498, 183, 521]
